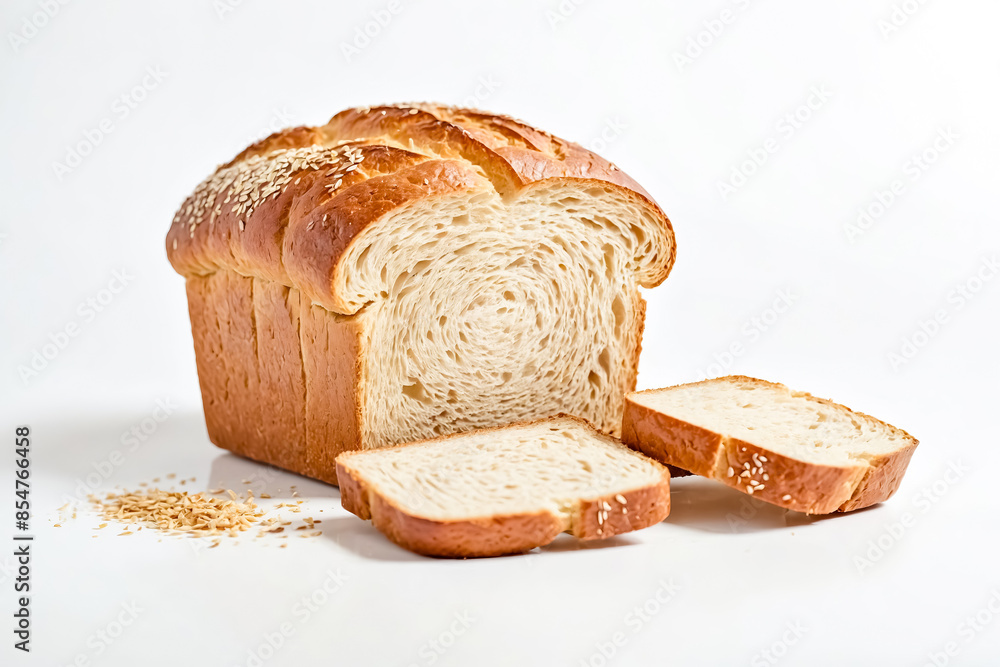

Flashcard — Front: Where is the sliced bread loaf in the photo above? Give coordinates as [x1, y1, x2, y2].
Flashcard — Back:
[167, 104, 676, 485]
[621, 376, 918, 514]
[336, 416, 671, 557]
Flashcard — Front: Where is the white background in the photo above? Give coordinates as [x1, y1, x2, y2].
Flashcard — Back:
[2, 1, 998, 665]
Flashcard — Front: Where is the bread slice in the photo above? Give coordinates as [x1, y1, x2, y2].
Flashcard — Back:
[621, 376, 918, 514]
[336, 416, 671, 557]
[167, 104, 676, 484]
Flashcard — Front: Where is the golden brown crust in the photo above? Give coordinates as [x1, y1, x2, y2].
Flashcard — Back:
[622, 402, 722, 476]
[184, 271, 370, 485]
[837, 445, 918, 512]
[722, 436, 867, 515]
[224, 125, 327, 168]
[335, 456, 563, 558]
[335, 416, 671, 558]
[325, 105, 524, 196]
[621, 377, 918, 515]
[334, 104, 658, 200]
[374, 494, 563, 559]
[167, 136, 483, 313]
[298, 303, 369, 485]
[186, 273, 308, 473]
[167, 103, 675, 314]
[574, 472, 671, 540]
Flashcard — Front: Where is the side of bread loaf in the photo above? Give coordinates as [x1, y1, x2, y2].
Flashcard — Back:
[621, 376, 918, 514]
[336, 416, 671, 557]
[185, 273, 366, 481]
[168, 104, 675, 484]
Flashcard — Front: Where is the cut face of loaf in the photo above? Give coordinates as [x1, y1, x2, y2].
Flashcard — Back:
[358, 184, 657, 447]
[167, 104, 675, 484]
[621, 376, 918, 514]
[336, 416, 671, 557]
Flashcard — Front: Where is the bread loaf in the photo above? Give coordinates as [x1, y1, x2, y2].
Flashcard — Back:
[621, 376, 918, 514]
[167, 104, 675, 484]
[336, 416, 671, 557]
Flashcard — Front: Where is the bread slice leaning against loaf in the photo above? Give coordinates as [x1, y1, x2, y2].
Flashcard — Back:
[166, 103, 675, 485]
[621, 376, 918, 514]
[336, 416, 671, 558]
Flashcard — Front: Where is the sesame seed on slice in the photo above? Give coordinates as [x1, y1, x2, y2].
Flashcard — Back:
[746, 486, 754, 495]
[614, 494, 626, 504]
[782, 494, 792, 501]
[727, 467, 734, 477]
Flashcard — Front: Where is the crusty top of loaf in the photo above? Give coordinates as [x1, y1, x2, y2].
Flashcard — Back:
[166, 103, 674, 314]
